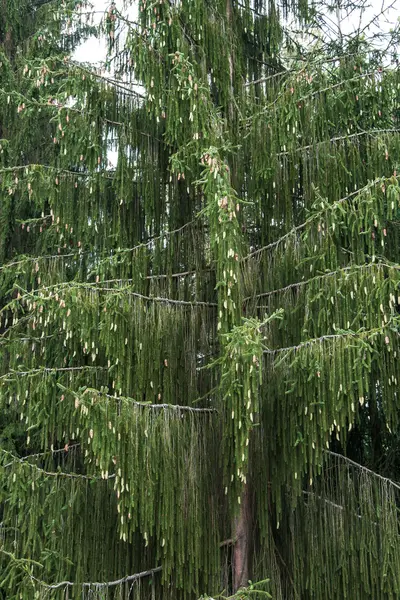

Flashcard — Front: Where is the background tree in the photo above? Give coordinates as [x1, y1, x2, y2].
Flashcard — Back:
[1, 0, 400, 598]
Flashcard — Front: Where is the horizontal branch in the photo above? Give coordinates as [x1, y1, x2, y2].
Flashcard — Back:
[0, 218, 199, 273]
[74, 63, 145, 99]
[264, 332, 356, 355]
[219, 537, 236, 547]
[264, 322, 397, 355]
[302, 490, 344, 512]
[0, 163, 110, 178]
[302, 490, 378, 528]
[11, 285, 216, 309]
[244, 71, 287, 87]
[0, 366, 106, 380]
[1, 449, 112, 481]
[37, 566, 162, 590]
[7, 281, 216, 309]
[7, 537, 234, 591]
[245, 261, 396, 301]
[244, 68, 391, 122]
[276, 128, 400, 158]
[80, 286, 217, 306]
[96, 390, 218, 413]
[326, 450, 400, 492]
[145, 268, 211, 280]
[104, 117, 164, 143]
[0, 334, 56, 346]
[18, 444, 81, 462]
[0, 89, 91, 121]
[243, 51, 363, 88]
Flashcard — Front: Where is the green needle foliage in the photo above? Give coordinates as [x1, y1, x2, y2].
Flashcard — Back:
[1, 0, 400, 598]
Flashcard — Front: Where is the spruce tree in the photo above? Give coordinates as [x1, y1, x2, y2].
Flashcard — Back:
[1, 0, 400, 598]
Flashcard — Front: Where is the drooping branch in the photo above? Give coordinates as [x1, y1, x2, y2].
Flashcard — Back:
[326, 450, 400, 491]
[244, 68, 393, 124]
[243, 176, 388, 260]
[0, 217, 199, 272]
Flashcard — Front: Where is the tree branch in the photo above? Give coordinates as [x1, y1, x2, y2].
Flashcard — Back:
[35, 566, 162, 590]
[245, 261, 397, 302]
[326, 450, 400, 491]
[243, 176, 386, 260]
[263, 320, 398, 355]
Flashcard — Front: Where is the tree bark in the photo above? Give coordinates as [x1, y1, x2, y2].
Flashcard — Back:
[233, 484, 251, 592]
[226, 0, 234, 122]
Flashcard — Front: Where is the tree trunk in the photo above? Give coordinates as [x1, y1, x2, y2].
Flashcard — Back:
[226, 0, 234, 121]
[225, 2, 251, 592]
[233, 484, 251, 592]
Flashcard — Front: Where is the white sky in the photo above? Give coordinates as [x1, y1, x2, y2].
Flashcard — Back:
[74, 0, 137, 64]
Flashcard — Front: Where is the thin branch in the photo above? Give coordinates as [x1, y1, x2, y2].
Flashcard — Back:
[355, 0, 398, 40]
[145, 268, 210, 280]
[1, 449, 112, 481]
[302, 490, 382, 529]
[75, 63, 145, 99]
[17, 444, 81, 462]
[0, 366, 107, 380]
[0, 163, 112, 178]
[302, 490, 345, 512]
[0, 334, 56, 346]
[219, 538, 236, 547]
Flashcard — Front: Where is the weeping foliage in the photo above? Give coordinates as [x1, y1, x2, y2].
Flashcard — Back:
[1, 0, 400, 598]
